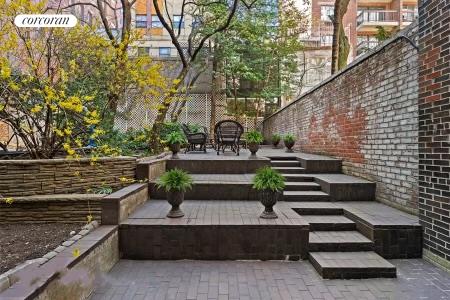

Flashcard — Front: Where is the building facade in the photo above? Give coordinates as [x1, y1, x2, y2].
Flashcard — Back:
[298, 0, 418, 97]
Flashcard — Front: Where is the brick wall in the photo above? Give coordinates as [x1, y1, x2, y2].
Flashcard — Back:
[0, 157, 136, 197]
[263, 24, 419, 213]
[418, 0, 450, 262]
[0, 122, 8, 146]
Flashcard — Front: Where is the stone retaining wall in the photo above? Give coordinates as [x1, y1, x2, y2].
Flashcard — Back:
[263, 24, 419, 213]
[0, 156, 137, 197]
[0, 194, 104, 224]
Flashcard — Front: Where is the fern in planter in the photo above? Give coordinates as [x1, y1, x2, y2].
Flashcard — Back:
[271, 133, 281, 147]
[245, 131, 264, 156]
[164, 131, 187, 159]
[283, 133, 296, 152]
[156, 168, 193, 218]
[252, 167, 285, 218]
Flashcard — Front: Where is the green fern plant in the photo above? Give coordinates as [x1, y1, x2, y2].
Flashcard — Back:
[245, 131, 264, 144]
[156, 168, 193, 192]
[252, 167, 285, 192]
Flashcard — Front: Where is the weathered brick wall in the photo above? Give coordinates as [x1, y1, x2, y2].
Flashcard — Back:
[418, 0, 450, 262]
[0, 122, 9, 145]
[263, 24, 419, 213]
[0, 157, 136, 197]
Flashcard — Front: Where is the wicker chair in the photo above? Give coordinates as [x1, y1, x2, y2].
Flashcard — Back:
[214, 120, 244, 156]
[181, 124, 208, 153]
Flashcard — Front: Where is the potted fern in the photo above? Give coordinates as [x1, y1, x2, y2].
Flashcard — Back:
[252, 167, 285, 219]
[245, 131, 264, 157]
[283, 134, 296, 152]
[271, 133, 281, 148]
[156, 168, 193, 218]
[165, 131, 187, 159]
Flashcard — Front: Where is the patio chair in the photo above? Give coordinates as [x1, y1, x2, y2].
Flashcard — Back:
[214, 120, 244, 156]
[181, 124, 208, 153]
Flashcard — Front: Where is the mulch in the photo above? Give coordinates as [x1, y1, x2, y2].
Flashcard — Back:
[0, 223, 82, 274]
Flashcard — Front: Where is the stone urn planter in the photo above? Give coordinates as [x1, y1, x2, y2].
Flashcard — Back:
[285, 141, 295, 152]
[169, 143, 181, 159]
[166, 190, 185, 218]
[252, 166, 285, 219]
[248, 143, 259, 157]
[245, 131, 264, 159]
[165, 131, 187, 159]
[259, 190, 280, 219]
[156, 168, 193, 218]
[283, 134, 296, 153]
[271, 134, 281, 149]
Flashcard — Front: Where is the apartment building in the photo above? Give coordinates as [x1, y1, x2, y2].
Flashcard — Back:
[297, 0, 417, 96]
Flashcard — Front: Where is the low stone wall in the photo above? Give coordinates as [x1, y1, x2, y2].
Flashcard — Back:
[0, 194, 104, 224]
[0, 225, 118, 299]
[0, 156, 137, 197]
[136, 152, 170, 181]
[263, 24, 419, 213]
[102, 183, 148, 225]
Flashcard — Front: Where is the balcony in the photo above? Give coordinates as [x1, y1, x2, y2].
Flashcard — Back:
[357, 10, 399, 29]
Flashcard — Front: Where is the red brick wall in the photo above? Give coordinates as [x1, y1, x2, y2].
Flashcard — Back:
[418, 0, 450, 262]
[263, 24, 419, 212]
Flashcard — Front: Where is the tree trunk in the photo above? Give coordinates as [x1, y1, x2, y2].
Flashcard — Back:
[338, 23, 350, 70]
[148, 68, 189, 153]
[331, 0, 350, 74]
[331, 0, 341, 74]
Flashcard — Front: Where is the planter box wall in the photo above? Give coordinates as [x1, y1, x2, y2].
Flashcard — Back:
[0, 157, 137, 197]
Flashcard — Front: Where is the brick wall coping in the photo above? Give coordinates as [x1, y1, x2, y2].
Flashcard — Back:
[264, 23, 419, 122]
[0, 225, 118, 299]
[0, 156, 136, 165]
[5, 194, 104, 203]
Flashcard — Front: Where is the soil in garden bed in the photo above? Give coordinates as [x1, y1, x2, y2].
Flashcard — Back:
[0, 223, 81, 274]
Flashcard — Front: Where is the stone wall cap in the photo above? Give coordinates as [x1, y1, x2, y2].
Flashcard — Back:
[103, 183, 147, 202]
[8, 194, 105, 203]
[0, 156, 137, 165]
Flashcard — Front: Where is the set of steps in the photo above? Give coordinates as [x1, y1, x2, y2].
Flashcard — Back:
[297, 207, 396, 279]
[270, 158, 330, 201]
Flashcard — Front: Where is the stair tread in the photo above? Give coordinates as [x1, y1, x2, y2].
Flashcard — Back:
[309, 251, 396, 269]
[271, 160, 299, 163]
[273, 167, 305, 170]
[284, 191, 328, 196]
[302, 215, 354, 224]
[309, 231, 372, 244]
[285, 182, 320, 187]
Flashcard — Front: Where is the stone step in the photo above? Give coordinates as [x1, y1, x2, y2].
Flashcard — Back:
[309, 231, 374, 252]
[284, 182, 321, 191]
[282, 174, 315, 182]
[266, 156, 298, 161]
[293, 206, 343, 215]
[309, 251, 396, 279]
[271, 160, 301, 167]
[283, 191, 330, 202]
[272, 167, 306, 174]
[301, 215, 356, 231]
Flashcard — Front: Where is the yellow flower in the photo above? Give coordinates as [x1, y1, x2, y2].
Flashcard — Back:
[87, 215, 93, 223]
[64, 128, 72, 135]
[30, 105, 42, 113]
[0, 65, 11, 79]
[0, 104, 5, 111]
[119, 177, 128, 182]
[5, 197, 14, 205]
[54, 129, 64, 137]
[73, 171, 80, 177]
[72, 248, 80, 258]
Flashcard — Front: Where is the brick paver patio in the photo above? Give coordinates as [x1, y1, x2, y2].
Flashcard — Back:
[91, 259, 450, 300]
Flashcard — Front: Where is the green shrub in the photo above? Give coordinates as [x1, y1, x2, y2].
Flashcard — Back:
[188, 123, 202, 133]
[271, 133, 281, 143]
[165, 131, 187, 145]
[160, 122, 183, 140]
[156, 168, 193, 192]
[283, 133, 296, 143]
[96, 128, 150, 156]
[252, 167, 285, 192]
[245, 131, 264, 144]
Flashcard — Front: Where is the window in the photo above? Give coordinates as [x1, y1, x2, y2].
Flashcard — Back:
[137, 47, 149, 56]
[136, 14, 147, 28]
[151, 15, 163, 28]
[320, 35, 333, 46]
[159, 47, 171, 57]
[320, 5, 334, 22]
[173, 15, 184, 29]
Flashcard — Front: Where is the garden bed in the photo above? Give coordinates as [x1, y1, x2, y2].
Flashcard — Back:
[0, 223, 81, 274]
